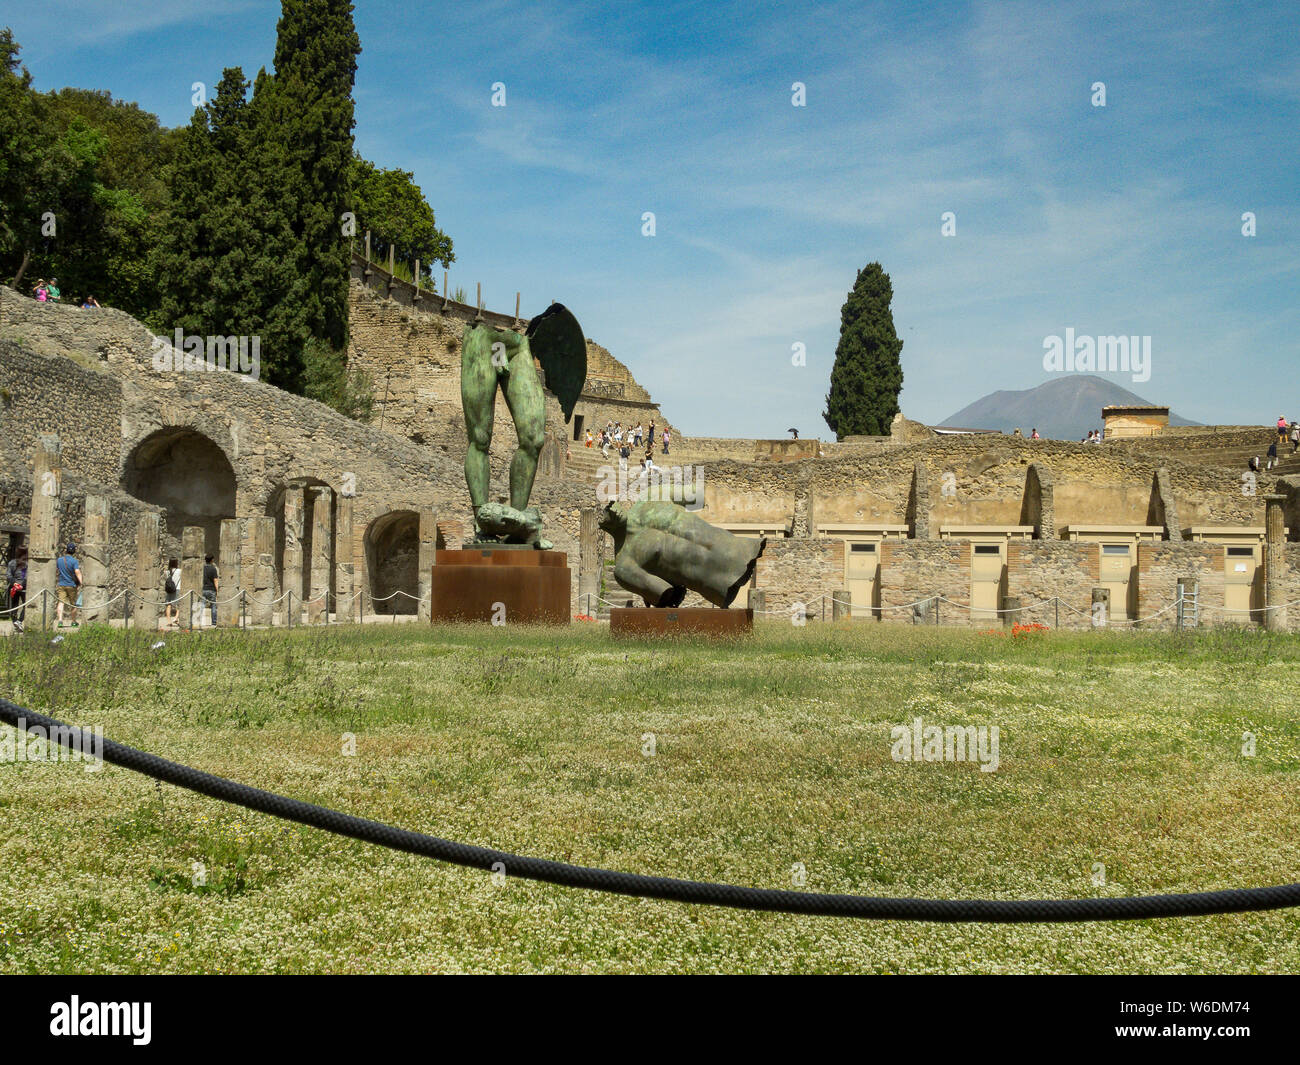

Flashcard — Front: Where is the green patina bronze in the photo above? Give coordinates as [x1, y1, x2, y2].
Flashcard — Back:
[599, 500, 766, 608]
[461, 303, 586, 547]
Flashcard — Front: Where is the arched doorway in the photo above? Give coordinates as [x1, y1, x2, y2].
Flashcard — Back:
[123, 428, 237, 552]
[364, 510, 420, 615]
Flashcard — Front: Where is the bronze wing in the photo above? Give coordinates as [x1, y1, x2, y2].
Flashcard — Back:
[526, 303, 586, 423]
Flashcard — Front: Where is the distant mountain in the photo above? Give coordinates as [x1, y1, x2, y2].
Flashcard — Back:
[938, 376, 1198, 441]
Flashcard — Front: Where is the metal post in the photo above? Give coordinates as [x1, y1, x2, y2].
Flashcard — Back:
[288, 591, 293, 630]
[188, 590, 194, 631]
[123, 589, 130, 630]
[241, 590, 247, 630]
[1055, 597, 1059, 630]
[41, 588, 47, 631]
[935, 595, 940, 626]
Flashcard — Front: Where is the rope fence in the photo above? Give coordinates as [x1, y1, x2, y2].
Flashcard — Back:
[6, 584, 1300, 634]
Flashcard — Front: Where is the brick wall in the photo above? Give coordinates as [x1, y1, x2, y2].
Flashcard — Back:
[1007, 540, 1098, 629]
[880, 540, 969, 623]
[753, 538, 845, 619]
[1136, 542, 1224, 630]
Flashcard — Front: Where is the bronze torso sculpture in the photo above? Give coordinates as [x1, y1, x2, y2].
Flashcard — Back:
[599, 500, 765, 608]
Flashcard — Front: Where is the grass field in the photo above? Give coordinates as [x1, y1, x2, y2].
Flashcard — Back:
[2, 621, 1298, 974]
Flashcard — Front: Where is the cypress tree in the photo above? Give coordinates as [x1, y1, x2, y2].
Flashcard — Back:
[154, 107, 221, 336]
[264, 0, 361, 397]
[823, 262, 905, 439]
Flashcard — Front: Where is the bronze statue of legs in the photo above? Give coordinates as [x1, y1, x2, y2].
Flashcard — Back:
[461, 325, 550, 543]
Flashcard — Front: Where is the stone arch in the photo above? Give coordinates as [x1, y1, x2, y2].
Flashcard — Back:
[122, 427, 237, 552]
[364, 510, 420, 615]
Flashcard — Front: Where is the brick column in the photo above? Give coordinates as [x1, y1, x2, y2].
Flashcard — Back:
[418, 508, 437, 622]
[218, 518, 244, 626]
[282, 486, 304, 626]
[133, 513, 161, 630]
[832, 588, 851, 621]
[250, 516, 275, 627]
[181, 526, 205, 629]
[578, 507, 602, 616]
[336, 493, 354, 623]
[1091, 587, 1110, 628]
[82, 494, 110, 623]
[1264, 493, 1287, 632]
[308, 487, 333, 623]
[27, 435, 61, 629]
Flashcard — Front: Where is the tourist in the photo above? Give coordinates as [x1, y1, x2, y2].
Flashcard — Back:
[81, 295, 100, 309]
[633, 423, 643, 448]
[662, 428, 670, 455]
[648, 420, 656, 442]
[6, 548, 26, 633]
[1013, 427, 1023, 438]
[614, 423, 623, 445]
[164, 557, 181, 628]
[1268, 441, 1279, 469]
[34, 280, 48, 302]
[1250, 455, 1262, 473]
[55, 543, 82, 627]
[46, 278, 60, 302]
[600, 428, 610, 458]
[584, 428, 593, 448]
[1278, 416, 1289, 443]
[202, 554, 219, 626]
[1291, 424, 1299, 452]
[1031, 428, 1040, 440]
[618, 441, 631, 489]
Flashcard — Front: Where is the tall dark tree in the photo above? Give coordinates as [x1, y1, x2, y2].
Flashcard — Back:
[823, 262, 905, 439]
[263, 0, 361, 398]
[154, 107, 222, 337]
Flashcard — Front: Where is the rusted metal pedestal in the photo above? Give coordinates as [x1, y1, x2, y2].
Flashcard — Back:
[430, 547, 570, 624]
[609, 606, 753, 638]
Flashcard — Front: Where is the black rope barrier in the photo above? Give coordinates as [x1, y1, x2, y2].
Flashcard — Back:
[4, 696, 1300, 922]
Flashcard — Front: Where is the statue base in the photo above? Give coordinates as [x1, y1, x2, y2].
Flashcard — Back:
[609, 606, 754, 638]
[430, 548, 571, 624]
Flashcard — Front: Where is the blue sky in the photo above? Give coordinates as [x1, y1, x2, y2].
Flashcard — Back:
[8, 0, 1297, 436]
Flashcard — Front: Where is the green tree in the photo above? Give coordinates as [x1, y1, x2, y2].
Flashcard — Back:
[2, 32, 176, 313]
[823, 262, 904, 439]
[350, 153, 454, 283]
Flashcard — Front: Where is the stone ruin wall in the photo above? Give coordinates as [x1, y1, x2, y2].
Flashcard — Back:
[347, 258, 669, 457]
[0, 286, 594, 613]
[3, 267, 1295, 629]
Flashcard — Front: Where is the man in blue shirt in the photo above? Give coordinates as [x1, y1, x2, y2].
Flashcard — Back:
[55, 542, 82, 627]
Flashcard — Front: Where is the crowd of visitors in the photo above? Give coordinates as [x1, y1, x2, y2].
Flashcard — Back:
[591, 420, 666, 462]
[1250, 416, 1300, 473]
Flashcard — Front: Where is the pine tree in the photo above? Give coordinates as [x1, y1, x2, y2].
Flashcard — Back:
[823, 262, 904, 439]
